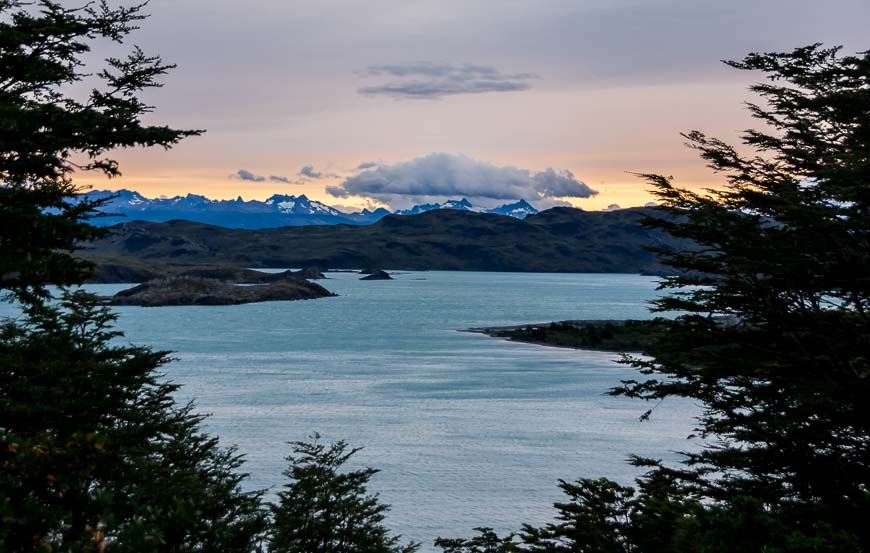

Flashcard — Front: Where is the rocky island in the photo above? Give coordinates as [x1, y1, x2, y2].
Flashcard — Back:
[108, 275, 335, 307]
[360, 270, 392, 280]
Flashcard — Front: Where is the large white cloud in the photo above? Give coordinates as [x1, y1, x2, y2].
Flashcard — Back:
[326, 153, 596, 204]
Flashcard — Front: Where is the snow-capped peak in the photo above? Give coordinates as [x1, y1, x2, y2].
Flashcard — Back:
[395, 198, 535, 218]
[485, 199, 538, 219]
[79, 188, 539, 228]
[264, 194, 343, 216]
[441, 198, 475, 211]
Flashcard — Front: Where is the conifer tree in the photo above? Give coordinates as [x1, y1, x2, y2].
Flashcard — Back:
[617, 44, 870, 550]
[0, 0, 200, 304]
[0, 2, 265, 550]
[441, 43, 870, 553]
[434, 527, 518, 553]
[0, 292, 267, 551]
[269, 435, 418, 553]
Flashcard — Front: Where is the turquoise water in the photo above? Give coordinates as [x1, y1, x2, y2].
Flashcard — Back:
[10, 272, 698, 548]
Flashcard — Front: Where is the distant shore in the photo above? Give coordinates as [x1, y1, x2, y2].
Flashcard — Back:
[464, 319, 668, 354]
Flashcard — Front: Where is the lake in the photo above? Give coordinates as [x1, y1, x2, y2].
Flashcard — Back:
[15, 271, 699, 549]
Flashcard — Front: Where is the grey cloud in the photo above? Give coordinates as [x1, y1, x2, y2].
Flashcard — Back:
[234, 169, 265, 182]
[606, 203, 622, 211]
[359, 80, 531, 99]
[326, 153, 597, 203]
[299, 165, 339, 179]
[119, 1, 870, 133]
[325, 185, 350, 198]
[356, 161, 378, 170]
[367, 62, 536, 81]
[359, 62, 537, 100]
[269, 175, 291, 183]
[532, 168, 597, 198]
[299, 165, 322, 179]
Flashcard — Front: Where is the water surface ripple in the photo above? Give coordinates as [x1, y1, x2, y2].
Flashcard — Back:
[46, 272, 700, 548]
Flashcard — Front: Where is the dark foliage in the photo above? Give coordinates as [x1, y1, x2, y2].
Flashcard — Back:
[0, 2, 268, 551]
[435, 473, 697, 553]
[0, 293, 267, 551]
[488, 319, 668, 354]
[615, 44, 870, 550]
[0, 0, 200, 304]
[269, 435, 418, 553]
[442, 43, 870, 553]
[435, 527, 518, 553]
[517, 473, 697, 553]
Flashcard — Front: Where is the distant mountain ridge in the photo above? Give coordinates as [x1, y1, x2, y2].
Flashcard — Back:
[82, 206, 690, 278]
[393, 198, 479, 215]
[485, 199, 538, 218]
[392, 198, 538, 218]
[83, 189, 539, 228]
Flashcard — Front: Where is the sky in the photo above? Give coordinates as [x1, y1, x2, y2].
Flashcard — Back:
[82, 0, 869, 211]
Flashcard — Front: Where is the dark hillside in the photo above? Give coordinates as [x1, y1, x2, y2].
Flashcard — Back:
[81, 207, 689, 275]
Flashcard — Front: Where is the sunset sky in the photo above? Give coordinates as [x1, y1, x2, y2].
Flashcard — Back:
[83, 0, 869, 212]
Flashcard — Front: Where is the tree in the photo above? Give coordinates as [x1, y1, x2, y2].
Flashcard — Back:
[518, 478, 635, 553]
[510, 473, 696, 553]
[0, 0, 199, 305]
[442, 44, 869, 553]
[0, 2, 265, 550]
[616, 44, 870, 549]
[0, 293, 267, 551]
[434, 472, 697, 553]
[269, 435, 419, 553]
[435, 527, 518, 553]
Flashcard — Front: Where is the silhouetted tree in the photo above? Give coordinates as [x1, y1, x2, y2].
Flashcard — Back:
[435, 527, 518, 553]
[616, 44, 870, 549]
[0, 292, 267, 551]
[269, 435, 418, 553]
[511, 473, 696, 553]
[0, 2, 266, 551]
[442, 43, 870, 553]
[0, 0, 199, 305]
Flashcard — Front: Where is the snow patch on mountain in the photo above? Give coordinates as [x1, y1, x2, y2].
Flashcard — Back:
[81, 189, 539, 228]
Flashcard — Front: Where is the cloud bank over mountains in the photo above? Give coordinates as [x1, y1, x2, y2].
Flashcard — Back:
[326, 153, 596, 207]
[228, 154, 595, 210]
[358, 62, 537, 100]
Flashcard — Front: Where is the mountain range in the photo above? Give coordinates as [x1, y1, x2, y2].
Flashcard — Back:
[392, 198, 538, 218]
[82, 206, 690, 280]
[83, 189, 539, 228]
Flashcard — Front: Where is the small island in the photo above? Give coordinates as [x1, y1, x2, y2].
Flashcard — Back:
[360, 270, 392, 281]
[109, 275, 335, 307]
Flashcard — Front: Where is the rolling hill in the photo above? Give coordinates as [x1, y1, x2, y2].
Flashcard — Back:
[81, 206, 688, 279]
